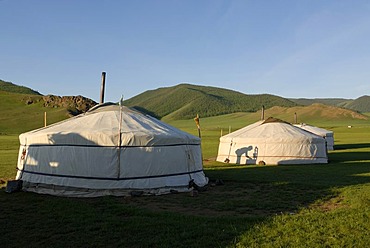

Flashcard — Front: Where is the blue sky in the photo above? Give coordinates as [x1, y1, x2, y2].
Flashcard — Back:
[1, 0, 370, 102]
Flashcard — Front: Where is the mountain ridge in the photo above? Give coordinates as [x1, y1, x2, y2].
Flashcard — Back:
[123, 83, 298, 120]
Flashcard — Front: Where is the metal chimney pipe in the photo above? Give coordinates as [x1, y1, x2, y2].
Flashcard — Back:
[100, 72, 106, 104]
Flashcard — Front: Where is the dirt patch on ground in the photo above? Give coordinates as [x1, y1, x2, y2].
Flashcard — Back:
[310, 195, 347, 212]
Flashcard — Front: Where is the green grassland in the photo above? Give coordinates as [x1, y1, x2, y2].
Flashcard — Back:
[1, 81, 370, 247]
[1, 108, 370, 247]
[0, 91, 70, 134]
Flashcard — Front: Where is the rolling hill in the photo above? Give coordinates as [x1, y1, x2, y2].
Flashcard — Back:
[254, 103, 368, 124]
[340, 95, 370, 113]
[0, 79, 41, 95]
[290, 96, 370, 113]
[0, 91, 69, 134]
[1, 79, 368, 134]
[0, 80, 97, 134]
[123, 83, 298, 120]
[290, 98, 350, 106]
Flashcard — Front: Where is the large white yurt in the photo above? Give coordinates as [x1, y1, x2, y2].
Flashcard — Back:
[216, 117, 328, 165]
[294, 123, 334, 150]
[15, 103, 208, 197]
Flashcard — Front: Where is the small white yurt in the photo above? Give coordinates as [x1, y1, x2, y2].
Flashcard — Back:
[15, 103, 208, 197]
[216, 117, 328, 165]
[294, 123, 334, 150]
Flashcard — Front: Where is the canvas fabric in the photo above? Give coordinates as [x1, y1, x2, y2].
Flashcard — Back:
[217, 119, 328, 165]
[294, 123, 334, 150]
[16, 103, 208, 196]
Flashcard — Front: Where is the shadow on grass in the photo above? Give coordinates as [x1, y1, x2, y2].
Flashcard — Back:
[330, 151, 370, 163]
[334, 143, 370, 150]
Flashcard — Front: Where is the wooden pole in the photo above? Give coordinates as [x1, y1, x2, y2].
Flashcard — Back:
[44, 112, 47, 127]
[294, 112, 297, 124]
[261, 105, 265, 120]
[100, 72, 106, 104]
[194, 114, 201, 138]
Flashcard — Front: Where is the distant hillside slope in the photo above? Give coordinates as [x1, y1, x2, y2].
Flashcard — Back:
[167, 104, 369, 140]
[123, 84, 297, 120]
[251, 103, 368, 125]
[0, 91, 97, 134]
[290, 98, 350, 106]
[0, 79, 41, 95]
[0, 91, 67, 134]
[290, 96, 370, 113]
[0, 79, 97, 134]
[340, 95, 370, 113]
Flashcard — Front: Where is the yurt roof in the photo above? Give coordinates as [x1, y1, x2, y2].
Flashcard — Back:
[20, 103, 200, 146]
[294, 123, 333, 137]
[220, 117, 325, 143]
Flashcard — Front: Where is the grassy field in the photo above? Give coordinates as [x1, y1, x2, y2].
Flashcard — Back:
[0, 91, 69, 134]
[1, 114, 370, 247]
